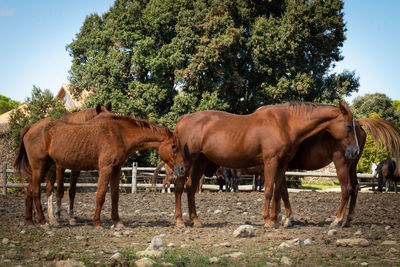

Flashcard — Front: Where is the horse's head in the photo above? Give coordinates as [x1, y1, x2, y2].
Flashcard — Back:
[327, 102, 360, 159]
[158, 126, 187, 177]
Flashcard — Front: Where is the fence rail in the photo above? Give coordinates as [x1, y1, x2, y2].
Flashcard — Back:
[1, 162, 375, 195]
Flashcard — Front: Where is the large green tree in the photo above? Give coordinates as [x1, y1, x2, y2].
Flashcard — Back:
[351, 93, 400, 172]
[0, 95, 20, 115]
[67, 0, 358, 128]
[9, 86, 67, 150]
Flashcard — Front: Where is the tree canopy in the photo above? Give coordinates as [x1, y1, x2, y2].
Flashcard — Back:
[0, 94, 20, 115]
[9, 86, 67, 150]
[67, 0, 358, 128]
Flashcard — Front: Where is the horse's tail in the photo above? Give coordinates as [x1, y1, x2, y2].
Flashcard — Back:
[13, 125, 32, 180]
[358, 118, 400, 173]
[152, 161, 165, 188]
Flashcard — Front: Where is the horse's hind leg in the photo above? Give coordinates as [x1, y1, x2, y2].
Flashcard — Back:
[68, 171, 80, 225]
[55, 167, 65, 223]
[109, 167, 123, 228]
[31, 168, 47, 225]
[280, 178, 293, 228]
[25, 183, 34, 225]
[46, 174, 58, 225]
[186, 161, 206, 227]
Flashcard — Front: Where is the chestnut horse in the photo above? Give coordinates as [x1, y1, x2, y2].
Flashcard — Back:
[152, 161, 175, 193]
[173, 102, 359, 227]
[14, 113, 186, 227]
[373, 159, 399, 192]
[46, 103, 112, 225]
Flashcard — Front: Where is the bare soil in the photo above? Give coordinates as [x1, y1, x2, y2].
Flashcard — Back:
[0, 191, 399, 266]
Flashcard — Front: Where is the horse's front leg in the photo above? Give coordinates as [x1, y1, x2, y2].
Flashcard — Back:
[280, 178, 294, 228]
[25, 183, 34, 225]
[93, 166, 112, 227]
[330, 159, 351, 228]
[174, 176, 186, 227]
[109, 167, 123, 228]
[344, 163, 359, 227]
[262, 160, 279, 228]
[186, 164, 205, 227]
[31, 168, 47, 225]
[68, 171, 80, 225]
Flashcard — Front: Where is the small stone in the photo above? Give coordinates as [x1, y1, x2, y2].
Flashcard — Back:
[113, 232, 122, 238]
[20, 230, 26, 234]
[147, 236, 163, 251]
[370, 224, 376, 229]
[336, 238, 370, 247]
[214, 209, 222, 214]
[385, 225, 391, 231]
[237, 202, 242, 205]
[2, 238, 9, 245]
[167, 242, 175, 247]
[75, 236, 85, 241]
[209, 257, 219, 263]
[280, 256, 293, 265]
[304, 238, 313, 245]
[354, 230, 362, 236]
[180, 244, 189, 248]
[290, 238, 304, 246]
[123, 230, 133, 236]
[389, 247, 397, 253]
[135, 257, 155, 267]
[360, 262, 368, 266]
[381, 240, 397, 246]
[182, 212, 188, 217]
[219, 242, 231, 247]
[278, 242, 291, 249]
[103, 249, 118, 254]
[110, 252, 122, 260]
[55, 259, 85, 267]
[257, 198, 262, 202]
[327, 229, 337, 236]
[224, 252, 245, 258]
[233, 225, 255, 238]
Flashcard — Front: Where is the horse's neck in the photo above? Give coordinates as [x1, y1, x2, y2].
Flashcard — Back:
[288, 106, 338, 144]
[120, 121, 165, 153]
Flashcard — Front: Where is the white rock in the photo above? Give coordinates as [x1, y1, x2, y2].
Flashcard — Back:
[147, 236, 163, 251]
[123, 230, 133, 236]
[304, 238, 313, 245]
[389, 247, 397, 253]
[278, 242, 291, 249]
[381, 240, 397, 246]
[167, 242, 175, 247]
[214, 209, 222, 214]
[354, 230, 362, 236]
[257, 198, 263, 202]
[20, 230, 26, 234]
[182, 212, 188, 216]
[336, 238, 370, 247]
[110, 252, 122, 260]
[224, 252, 245, 258]
[385, 225, 391, 231]
[113, 232, 122, 238]
[327, 229, 337, 236]
[181, 244, 189, 248]
[75, 236, 85, 241]
[360, 262, 368, 266]
[55, 259, 85, 267]
[2, 238, 9, 245]
[219, 242, 231, 247]
[280, 256, 293, 265]
[233, 225, 255, 238]
[289, 238, 304, 246]
[209, 257, 219, 263]
[135, 257, 155, 267]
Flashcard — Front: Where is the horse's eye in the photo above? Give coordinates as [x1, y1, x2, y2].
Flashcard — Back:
[346, 125, 352, 132]
[172, 145, 177, 152]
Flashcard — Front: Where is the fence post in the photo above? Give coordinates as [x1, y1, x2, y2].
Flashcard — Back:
[131, 162, 137, 194]
[2, 163, 7, 195]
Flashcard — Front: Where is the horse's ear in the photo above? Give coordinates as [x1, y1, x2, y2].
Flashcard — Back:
[95, 103, 102, 114]
[106, 102, 112, 112]
[339, 102, 349, 115]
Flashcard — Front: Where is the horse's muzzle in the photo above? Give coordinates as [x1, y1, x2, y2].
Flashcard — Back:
[174, 165, 186, 177]
[345, 145, 359, 159]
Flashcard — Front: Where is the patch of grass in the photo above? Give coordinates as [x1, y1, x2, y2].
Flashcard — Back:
[301, 179, 340, 190]
[162, 248, 232, 266]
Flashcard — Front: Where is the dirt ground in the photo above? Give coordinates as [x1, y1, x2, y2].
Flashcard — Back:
[0, 190, 399, 266]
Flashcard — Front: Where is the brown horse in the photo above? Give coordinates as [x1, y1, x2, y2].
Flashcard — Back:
[373, 159, 399, 192]
[152, 161, 175, 193]
[45, 103, 112, 225]
[14, 113, 186, 227]
[173, 102, 359, 227]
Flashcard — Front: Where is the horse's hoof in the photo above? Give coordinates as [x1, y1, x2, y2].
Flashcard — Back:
[49, 220, 60, 226]
[193, 221, 202, 228]
[40, 223, 50, 230]
[264, 222, 279, 229]
[69, 218, 77, 226]
[115, 222, 124, 229]
[176, 222, 185, 228]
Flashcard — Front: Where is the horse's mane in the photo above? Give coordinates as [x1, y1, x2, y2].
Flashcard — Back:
[100, 114, 166, 134]
[358, 118, 400, 163]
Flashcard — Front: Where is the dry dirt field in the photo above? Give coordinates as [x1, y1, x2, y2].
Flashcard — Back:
[0, 190, 399, 266]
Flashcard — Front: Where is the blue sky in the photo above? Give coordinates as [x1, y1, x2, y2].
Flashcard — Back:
[0, 1, 399, 103]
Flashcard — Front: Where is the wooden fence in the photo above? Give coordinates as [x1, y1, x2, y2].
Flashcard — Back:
[1, 162, 375, 195]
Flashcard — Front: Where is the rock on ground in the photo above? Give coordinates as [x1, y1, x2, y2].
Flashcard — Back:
[233, 225, 255, 238]
[55, 259, 85, 267]
[336, 238, 370, 247]
[135, 257, 155, 267]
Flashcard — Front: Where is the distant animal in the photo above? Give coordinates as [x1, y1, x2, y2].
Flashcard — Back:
[173, 102, 360, 228]
[235, 166, 264, 192]
[373, 159, 399, 193]
[214, 167, 237, 192]
[14, 113, 186, 227]
[152, 161, 174, 193]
